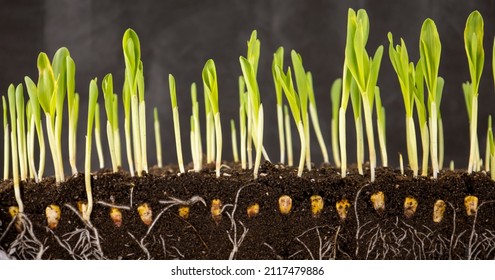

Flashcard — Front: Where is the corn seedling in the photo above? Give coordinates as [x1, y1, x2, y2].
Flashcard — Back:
[345, 8, 384, 182]
[26, 101, 36, 180]
[205, 71, 215, 164]
[486, 115, 492, 172]
[489, 116, 495, 180]
[66, 56, 79, 175]
[190, 82, 203, 172]
[239, 77, 247, 169]
[388, 32, 419, 175]
[276, 66, 306, 177]
[375, 87, 387, 167]
[202, 60, 222, 177]
[239, 30, 265, 178]
[350, 78, 364, 175]
[8, 84, 24, 213]
[419, 18, 442, 179]
[169, 74, 185, 174]
[83, 79, 99, 222]
[3, 96, 9, 180]
[102, 74, 121, 172]
[307, 72, 329, 164]
[272, 47, 285, 164]
[94, 103, 104, 169]
[399, 153, 404, 175]
[15, 84, 28, 182]
[412, 59, 430, 176]
[153, 108, 163, 168]
[330, 79, 342, 168]
[231, 120, 239, 163]
[284, 105, 293, 166]
[464, 11, 485, 174]
[437, 77, 445, 170]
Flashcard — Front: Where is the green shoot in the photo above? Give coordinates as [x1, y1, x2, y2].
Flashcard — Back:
[284, 105, 293, 166]
[412, 59, 429, 176]
[485, 115, 492, 172]
[204, 73, 215, 164]
[419, 18, 442, 179]
[24, 76, 46, 180]
[350, 78, 364, 175]
[2, 96, 9, 180]
[102, 74, 119, 172]
[399, 153, 404, 176]
[66, 56, 78, 175]
[462, 82, 481, 172]
[191, 82, 202, 172]
[307, 71, 329, 164]
[8, 84, 24, 213]
[345, 8, 384, 182]
[26, 100, 37, 181]
[272, 47, 285, 164]
[388, 32, 418, 176]
[231, 120, 239, 163]
[330, 78, 342, 168]
[489, 116, 495, 180]
[239, 77, 247, 169]
[437, 77, 445, 170]
[450, 160, 455, 171]
[169, 74, 185, 174]
[291, 50, 311, 171]
[154, 108, 163, 168]
[123, 76, 134, 176]
[239, 31, 265, 178]
[464, 11, 485, 174]
[375, 86, 388, 167]
[276, 66, 306, 177]
[15, 84, 28, 181]
[83, 78, 98, 222]
[95, 103, 104, 169]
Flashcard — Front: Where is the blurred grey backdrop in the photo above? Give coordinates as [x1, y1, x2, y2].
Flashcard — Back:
[0, 0, 495, 175]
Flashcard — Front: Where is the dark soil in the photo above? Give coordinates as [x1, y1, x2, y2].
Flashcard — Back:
[1, 162, 495, 260]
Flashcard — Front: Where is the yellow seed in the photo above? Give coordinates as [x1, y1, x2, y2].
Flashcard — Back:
[8, 206, 19, 218]
[464, 195, 478, 216]
[110, 208, 123, 227]
[8, 206, 23, 232]
[45, 204, 61, 230]
[77, 201, 87, 215]
[404, 197, 418, 219]
[211, 199, 222, 224]
[178, 206, 190, 219]
[433, 200, 446, 223]
[370, 191, 385, 214]
[247, 203, 260, 218]
[137, 203, 153, 226]
[310, 195, 324, 217]
[278, 195, 292, 215]
[336, 199, 350, 220]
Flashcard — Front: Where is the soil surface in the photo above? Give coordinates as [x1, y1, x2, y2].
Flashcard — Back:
[1, 162, 495, 260]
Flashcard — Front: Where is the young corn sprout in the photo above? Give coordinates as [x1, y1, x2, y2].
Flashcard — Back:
[202, 59, 222, 177]
[83, 79, 99, 222]
[485, 115, 492, 172]
[15, 84, 28, 182]
[190, 82, 203, 172]
[26, 100, 38, 181]
[464, 11, 485, 174]
[272, 47, 285, 164]
[8, 84, 24, 213]
[239, 77, 247, 169]
[330, 79, 342, 168]
[154, 108, 163, 168]
[412, 59, 430, 176]
[291, 50, 311, 171]
[276, 67, 306, 177]
[388, 32, 419, 176]
[419, 18, 442, 179]
[284, 105, 293, 166]
[2, 96, 9, 180]
[374, 86, 387, 167]
[94, 103, 104, 169]
[350, 78, 364, 175]
[345, 8, 384, 182]
[488, 116, 495, 180]
[123, 28, 147, 176]
[169, 74, 185, 174]
[463, 82, 481, 171]
[66, 56, 79, 175]
[24, 76, 46, 181]
[307, 72, 330, 164]
[239, 30, 265, 179]
[205, 74, 215, 165]
[436, 77, 445, 170]
[231, 120, 239, 163]
[102, 74, 121, 172]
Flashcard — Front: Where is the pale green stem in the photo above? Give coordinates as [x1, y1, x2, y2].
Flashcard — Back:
[214, 112, 222, 178]
[194, 111, 202, 171]
[28, 117, 38, 182]
[277, 104, 285, 164]
[131, 96, 142, 176]
[206, 112, 214, 163]
[377, 111, 388, 167]
[331, 118, 341, 168]
[430, 102, 439, 179]
[11, 130, 23, 212]
[355, 116, 364, 175]
[450, 160, 455, 171]
[3, 124, 9, 180]
[285, 106, 293, 167]
[240, 106, 247, 169]
[491, 152, 495, 180]
[124, 117, 134, 176]
[304, 112, 311, 171]
[420, 123, 429, 176]
[95, 105, 105, 169]
[296, 121, 306, 177]
[253, 105, 264, 179]
[83, 135, 93, 222]
[399, 153, 404, 176]
[406, 117, 419, 177]
[247, 97, 253, 169]
[46, 115, 60, 182]
[438, 116, 444, 171]
[231, 120, 239, 163]
[107, 122, 118, 172]
[486, 133, 490, 173]
[154, 116, 162, 169]
[468, 97, 478, 173]
[339, 108, 347, 178]
[173, 107, 184, 173]
[139, 101, 148, 172]
[115, 128, 122, 168]
[362, 96, 376, 182]
[309, 104, 329, 163]
[69, 125, 77, 174]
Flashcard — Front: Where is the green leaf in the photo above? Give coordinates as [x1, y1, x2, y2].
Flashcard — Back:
[247, 30, 261, 76]
[419, 18, 441, 101]
[462, 81, 472, 118]
[436, 76, 444, 110]
[290, 50, 308, 120]
[366, 45, 384, 104]
[464, 10, 484, 95]
[239, 56, 260, 118]
[350, 78, 361, 120]
[202, 59, 219, 113]
[52, 47, 70, 114]
[330, 78, 342, 120]
[2, 96, 7, 127]
[272, 47, 284, 105]
[169, 74, 177, 109]
[122, 29, 141, 95]
[306, 72, 316, 105]
[36, 53, 55, 115]
[87, 79, 99, 134]
[276, 66, 301, 124]
[66, 56, 76, 111]
[102, 73, 114, 126]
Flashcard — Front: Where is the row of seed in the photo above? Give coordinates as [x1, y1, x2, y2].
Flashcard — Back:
[5, 193, 479, 231]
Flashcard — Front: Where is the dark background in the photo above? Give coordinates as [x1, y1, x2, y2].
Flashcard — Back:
[1, 0, 495, 175]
